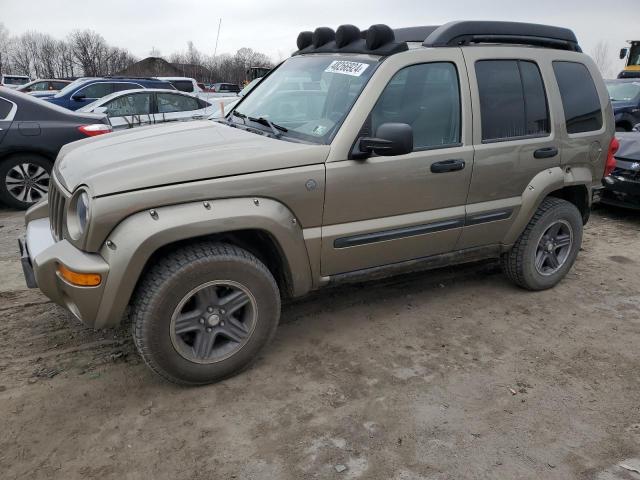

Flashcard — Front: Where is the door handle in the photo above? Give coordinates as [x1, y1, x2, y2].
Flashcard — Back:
[192, 114, 205, 120]
[534, 147, 559, 159]
[431, 159, 465, 173]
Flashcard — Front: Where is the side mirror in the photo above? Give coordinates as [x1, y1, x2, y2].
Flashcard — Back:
[359, 123, 413, 157]
[633, 123, 640, 132]
[620, 48, 628, 60]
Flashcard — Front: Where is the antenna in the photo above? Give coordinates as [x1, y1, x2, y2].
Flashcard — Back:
[213, 18, 222, 59]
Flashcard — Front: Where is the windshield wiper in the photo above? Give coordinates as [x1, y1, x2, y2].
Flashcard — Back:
[231, 110, 247, 124]
[247, 116, 288, 137]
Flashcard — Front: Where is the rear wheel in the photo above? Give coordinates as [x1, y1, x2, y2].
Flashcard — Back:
[501, 197, 583, 290]
[131, 242, 281, 385]
[0, 154, 51, 209]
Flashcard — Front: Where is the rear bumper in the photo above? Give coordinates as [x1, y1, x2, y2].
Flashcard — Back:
[21, 217, 110, 327]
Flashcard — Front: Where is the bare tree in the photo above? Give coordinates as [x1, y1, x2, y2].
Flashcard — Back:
[591, 40, 614, 79]
[0, 23, 11, 74]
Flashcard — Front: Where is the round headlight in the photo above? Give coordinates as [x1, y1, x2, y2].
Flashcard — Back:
[76, 192, 90, 232]
[67, 189, 91, 240]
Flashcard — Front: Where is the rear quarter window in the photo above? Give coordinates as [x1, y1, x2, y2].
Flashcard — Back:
[0, 98, 14, 119]
[553, 61, 603, 134]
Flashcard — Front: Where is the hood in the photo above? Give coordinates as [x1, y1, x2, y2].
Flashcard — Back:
[55, 120, 330, 196]
[611, 100, 637, 112]
[615, 132, 640, 162]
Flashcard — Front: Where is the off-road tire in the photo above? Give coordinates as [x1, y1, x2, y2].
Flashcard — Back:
[0, 154, 52, 210]
[131, 242, 281, 385]
[501, 197, 583, 291]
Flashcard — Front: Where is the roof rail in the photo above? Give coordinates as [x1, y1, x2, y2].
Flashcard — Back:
[423, 21, 581, 52]
[102, 76, 163, 81]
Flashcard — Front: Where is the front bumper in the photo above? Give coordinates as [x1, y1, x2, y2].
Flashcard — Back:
[20, 217, 110, 327]
[602, 174, 640, 209]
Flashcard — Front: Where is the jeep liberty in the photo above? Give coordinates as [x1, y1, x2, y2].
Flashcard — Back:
[19, 21, 616, 384]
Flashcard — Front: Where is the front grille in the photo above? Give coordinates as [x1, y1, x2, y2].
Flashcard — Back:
[612, 167, 640, 182]
[48, 178, 67, 241]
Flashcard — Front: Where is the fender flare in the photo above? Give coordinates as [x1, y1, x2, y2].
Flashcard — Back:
[502, 167, 566, 246]
[93, 197, 313, 328]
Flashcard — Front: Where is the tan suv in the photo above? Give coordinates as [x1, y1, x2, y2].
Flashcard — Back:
[19, 21, 617, 384]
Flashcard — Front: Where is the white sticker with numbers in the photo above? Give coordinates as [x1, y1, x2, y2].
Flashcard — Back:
[324, 60, 369, 77]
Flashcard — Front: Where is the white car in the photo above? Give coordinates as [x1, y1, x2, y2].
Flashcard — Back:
[1, 74, 31, 90]
[208, 77, 263, 119]
[78, 88, 214, 130]
[156, 76, 238, 102]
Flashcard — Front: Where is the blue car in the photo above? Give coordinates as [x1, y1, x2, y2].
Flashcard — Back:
[43, 77, 175, 111]
[605, 79, 640, 132]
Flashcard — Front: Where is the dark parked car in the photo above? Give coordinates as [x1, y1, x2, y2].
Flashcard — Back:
[605, 79, 640, 132]
[43, 77, 175, 111]
[0, 87, 111, 209]
[212, 82, 240, 94]
[602, 132, 640, 209]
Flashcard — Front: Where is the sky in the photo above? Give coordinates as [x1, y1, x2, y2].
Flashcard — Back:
[0, 0, 634, 74]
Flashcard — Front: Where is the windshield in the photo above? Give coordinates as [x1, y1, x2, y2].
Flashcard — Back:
[3, 76, 29, 85]
[230, 55, 378, 144]
[54, 78, 92, 98]
[606, 81, 640, 101]
[629, 44, 640, 67]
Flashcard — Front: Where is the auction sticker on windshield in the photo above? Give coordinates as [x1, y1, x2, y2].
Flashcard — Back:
[325, 60, 369, 77]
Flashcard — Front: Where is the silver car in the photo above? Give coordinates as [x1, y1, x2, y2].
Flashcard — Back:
[78, 89, 214, 130]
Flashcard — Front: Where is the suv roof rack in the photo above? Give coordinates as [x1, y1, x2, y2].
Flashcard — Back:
[293, 21, 581, 57]
[422, 21, 581, 52]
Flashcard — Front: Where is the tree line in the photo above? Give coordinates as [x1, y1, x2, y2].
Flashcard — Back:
[0, 23, 274, 84]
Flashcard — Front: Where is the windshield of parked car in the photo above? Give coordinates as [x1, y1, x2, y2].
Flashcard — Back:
[606, 81, 640, 102]
[54, 78, 93, 98]
[230, 55, 378, 144]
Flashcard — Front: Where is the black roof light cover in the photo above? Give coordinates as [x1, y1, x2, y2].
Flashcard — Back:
[423, 21, 581, 52]
[293, 24, 408, 56]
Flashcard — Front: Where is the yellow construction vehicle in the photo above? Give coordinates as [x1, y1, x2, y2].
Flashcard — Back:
[619, 41, 640, 78]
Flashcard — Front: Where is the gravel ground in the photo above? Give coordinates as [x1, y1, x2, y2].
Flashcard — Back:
[0, 205, 639, 480]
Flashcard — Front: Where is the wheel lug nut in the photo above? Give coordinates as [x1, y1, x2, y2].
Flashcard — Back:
[206, 327, 212, 333]
[220, 321, 225, 326]
[220, 309, 225, 314]
[199, 318, 205, 324]
[207, 307, 213, 313]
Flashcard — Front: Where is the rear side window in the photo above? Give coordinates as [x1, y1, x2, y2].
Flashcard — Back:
[113, 82, 142, 92]
[475, 60, 550, 142]
[170, 81, 194, 93]
[0, 98, 13, 119]
[553, 61, 603, 134]
[157, 93, 200, 113]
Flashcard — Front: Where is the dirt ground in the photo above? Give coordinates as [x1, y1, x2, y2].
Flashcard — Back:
[1, 205, 639, 480]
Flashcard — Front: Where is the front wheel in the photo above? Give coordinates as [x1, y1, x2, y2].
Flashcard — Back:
[501, 197, 583, 291]
[0, 155, 52, 209]
[131, 242, 281, 385]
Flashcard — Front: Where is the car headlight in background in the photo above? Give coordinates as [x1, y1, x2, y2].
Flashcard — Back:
[67, 189, 91, 240]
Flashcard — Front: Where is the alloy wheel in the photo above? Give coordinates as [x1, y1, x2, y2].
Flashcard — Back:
[534, 219, 573, 276]
[170, 280, 257, 364]
[5, 163, 50, 204]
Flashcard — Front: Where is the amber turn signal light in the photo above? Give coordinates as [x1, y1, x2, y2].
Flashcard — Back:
[57, 264, 102, 287]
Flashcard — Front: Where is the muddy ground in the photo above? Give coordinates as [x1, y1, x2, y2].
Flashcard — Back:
[0, 205, 639, 480]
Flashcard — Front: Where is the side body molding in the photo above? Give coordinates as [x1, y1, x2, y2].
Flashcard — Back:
[94, 197, 313, 328]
